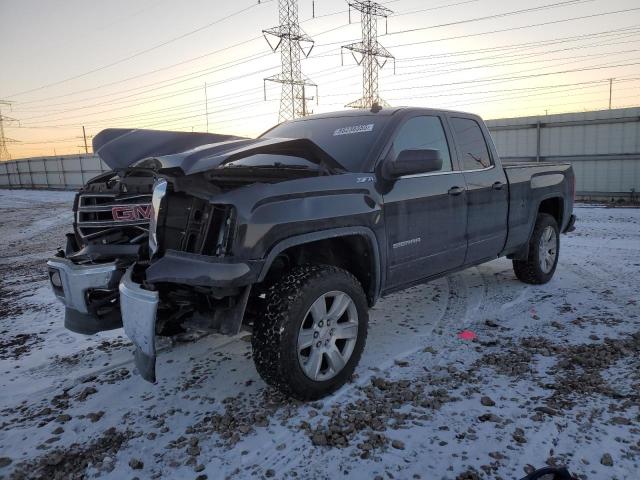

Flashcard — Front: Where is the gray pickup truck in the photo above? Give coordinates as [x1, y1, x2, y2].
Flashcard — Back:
[48, 107, 576, 399]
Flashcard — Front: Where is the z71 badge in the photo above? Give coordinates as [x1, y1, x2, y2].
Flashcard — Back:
[356, 176, 374, 183]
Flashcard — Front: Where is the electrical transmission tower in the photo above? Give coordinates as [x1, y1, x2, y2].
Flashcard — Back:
[0, 101, 18, 161]
[263, 0, 317, 122]
[342, 1, 394, 109]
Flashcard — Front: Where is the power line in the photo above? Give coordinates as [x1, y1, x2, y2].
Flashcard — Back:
[394, 27, 640, 62]
[393, 33, 640, 71]
[313, 29, 640, 95]
[319, 60, 640, 99]
[12, 50, 274, 109]
[392, 47, 640, 80]
[5, 0, 487, 110]
[6, 2, 271, 99]
[14, 54, 638, 130]
[384, 0, 595, 37]
[313, 5, 640, 51]
[385, 78, 640, 103]
[436, 79, 640, 110]
[12, 1, 628, 115]
[11, 17, 345, 112]
[390, 0, 482, 18]
[17, 64, 274, 123]
[10, 1, 359, 109]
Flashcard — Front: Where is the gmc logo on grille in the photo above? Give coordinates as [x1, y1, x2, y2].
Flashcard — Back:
[111, 204, 152, 221]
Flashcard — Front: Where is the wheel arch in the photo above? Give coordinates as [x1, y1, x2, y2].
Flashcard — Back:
[508, 196, 564, 261]
[257, 227, 381, 306]
[537, 196, 564, 228]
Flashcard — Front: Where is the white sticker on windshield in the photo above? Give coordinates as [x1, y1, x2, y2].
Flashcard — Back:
[333, 124, 374, 136]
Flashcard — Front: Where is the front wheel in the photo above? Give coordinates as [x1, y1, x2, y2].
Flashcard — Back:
[513, 213, 560, 285]
[251, 264, 368, 400]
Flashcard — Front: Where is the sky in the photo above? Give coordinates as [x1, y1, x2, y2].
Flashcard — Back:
[1, 0, 639, 159]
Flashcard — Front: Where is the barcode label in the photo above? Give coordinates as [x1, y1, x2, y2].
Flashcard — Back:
[333, 124, 375, 136]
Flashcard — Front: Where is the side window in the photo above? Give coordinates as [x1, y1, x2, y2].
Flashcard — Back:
[392, 116, 452, 172]
[449, 117, 493, 170]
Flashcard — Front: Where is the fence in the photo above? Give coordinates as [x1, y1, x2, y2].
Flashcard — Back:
[0, 154, 109, 190]
[486, 106, 640, 201]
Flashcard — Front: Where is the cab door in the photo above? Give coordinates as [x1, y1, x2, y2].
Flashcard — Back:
[380, 115, 468, 290]
[448, 115, 508, 263]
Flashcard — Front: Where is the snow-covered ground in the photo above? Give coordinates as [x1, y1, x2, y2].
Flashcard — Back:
[0, 188, 639, 480]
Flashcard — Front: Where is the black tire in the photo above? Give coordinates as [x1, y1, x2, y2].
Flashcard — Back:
[513, 213, 560, 285]
[251, 264, 368, 400]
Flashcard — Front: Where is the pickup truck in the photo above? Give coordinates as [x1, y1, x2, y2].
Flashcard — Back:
[47, 107, 576, 400]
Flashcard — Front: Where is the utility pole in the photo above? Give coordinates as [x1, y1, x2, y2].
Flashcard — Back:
[0, 101, 18, 161]
[609, 78, 614, 110]
[82, 126, 89, 154]
[77, 127, 93, 154]
[204, 83, 209, 132]
[263, 0, 317, 122]
[342, 1, 395, 109]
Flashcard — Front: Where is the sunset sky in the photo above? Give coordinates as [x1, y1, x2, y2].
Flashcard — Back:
[1, 0, 639, 159]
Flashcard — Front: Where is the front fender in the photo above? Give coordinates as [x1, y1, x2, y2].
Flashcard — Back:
[257, 226, 382, 304]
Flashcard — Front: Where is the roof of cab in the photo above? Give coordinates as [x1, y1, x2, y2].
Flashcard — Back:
[285, 106, 480, 121]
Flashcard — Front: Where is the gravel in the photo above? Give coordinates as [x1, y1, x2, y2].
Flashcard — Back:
[480, 396, 495, 407]
[8, 428, 132, 480]
[600, 453, 614, 467]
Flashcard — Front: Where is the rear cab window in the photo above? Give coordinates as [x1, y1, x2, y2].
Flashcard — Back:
[449, 117, 493, 171]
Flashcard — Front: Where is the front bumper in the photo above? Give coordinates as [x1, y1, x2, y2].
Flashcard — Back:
[119, 266, 159, 382]
[47, 257, 123, 334]
[49, 251, 258, 383]
[118, 255, 256, 383]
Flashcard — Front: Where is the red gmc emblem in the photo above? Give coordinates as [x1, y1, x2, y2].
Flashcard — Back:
[111, 204, 152, 221]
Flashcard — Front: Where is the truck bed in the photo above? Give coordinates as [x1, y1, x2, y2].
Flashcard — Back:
[502, 162, 575, 254]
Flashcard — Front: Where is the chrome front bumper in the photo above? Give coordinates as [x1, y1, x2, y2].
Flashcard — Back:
[119, 266, 159, 382]
[47, 257, 119, 313]
[47, 257, 123, 334]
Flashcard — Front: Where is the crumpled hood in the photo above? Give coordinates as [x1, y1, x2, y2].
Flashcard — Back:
[93, 128, 246, 170]
[93, 128, 345, 175]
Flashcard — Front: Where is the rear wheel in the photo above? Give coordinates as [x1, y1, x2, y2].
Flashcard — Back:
[252, 264, 368, 400]
[513, 213, 560, 285]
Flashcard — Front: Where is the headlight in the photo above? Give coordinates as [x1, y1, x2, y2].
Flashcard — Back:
[149, 179, 168, 255]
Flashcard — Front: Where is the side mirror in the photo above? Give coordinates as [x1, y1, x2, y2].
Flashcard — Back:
[385, 149, 443, 179]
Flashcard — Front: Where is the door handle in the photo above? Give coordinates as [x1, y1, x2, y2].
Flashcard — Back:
[492, 181, 504, 190]
[448, 186, 465, 196]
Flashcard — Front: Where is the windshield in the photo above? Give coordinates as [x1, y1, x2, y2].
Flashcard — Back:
[260, 115, 390, 172]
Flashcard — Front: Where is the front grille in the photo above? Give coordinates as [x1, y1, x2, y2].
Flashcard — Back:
[156, 193, 234, 256]
[76, 193, 152, 243]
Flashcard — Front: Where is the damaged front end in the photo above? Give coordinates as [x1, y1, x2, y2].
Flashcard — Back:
[48, 166, 156, 334]
[117, 183, 260, 382]
[48, 128, 340, 382]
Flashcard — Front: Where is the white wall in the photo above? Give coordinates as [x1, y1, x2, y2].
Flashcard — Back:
[487, 107, 640, 197]
[0, 154, 109, 189]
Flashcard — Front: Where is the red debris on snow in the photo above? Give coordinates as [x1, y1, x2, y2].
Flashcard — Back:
[457, 330, 477, 341]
